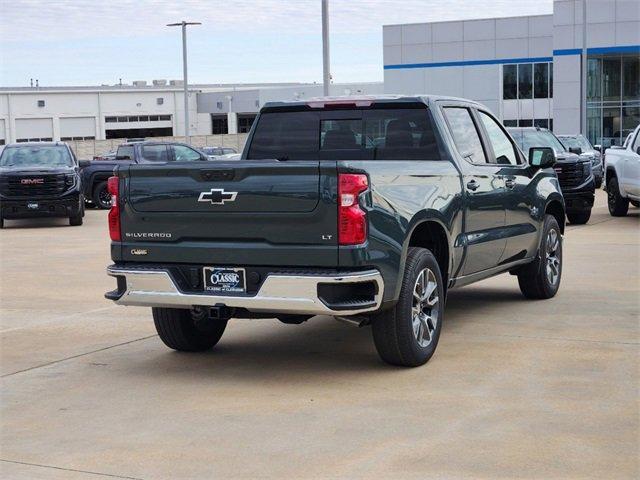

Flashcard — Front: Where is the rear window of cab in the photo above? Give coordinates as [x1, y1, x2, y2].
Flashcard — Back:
[247, 107, 444, 161]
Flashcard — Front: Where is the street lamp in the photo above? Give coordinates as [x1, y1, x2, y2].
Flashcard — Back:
[321, 0, 330, 96]
[167, 20, 201, 144]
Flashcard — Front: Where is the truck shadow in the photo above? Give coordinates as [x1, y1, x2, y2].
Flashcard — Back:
[129, 286, 525, 380]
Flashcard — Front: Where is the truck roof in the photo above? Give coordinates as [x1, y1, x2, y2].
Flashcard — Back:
[261, 94, 485, 110]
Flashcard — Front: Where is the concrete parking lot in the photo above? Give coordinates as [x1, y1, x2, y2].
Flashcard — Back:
[1, 190, 638, 480]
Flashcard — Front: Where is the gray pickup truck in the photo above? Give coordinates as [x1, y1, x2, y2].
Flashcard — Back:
[105, 95, 565, 367]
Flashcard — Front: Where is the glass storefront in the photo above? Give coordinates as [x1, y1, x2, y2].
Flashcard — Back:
[587, 54, 640, 147]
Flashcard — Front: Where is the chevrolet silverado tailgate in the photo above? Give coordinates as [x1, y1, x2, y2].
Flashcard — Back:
[118, 160, 338, 266]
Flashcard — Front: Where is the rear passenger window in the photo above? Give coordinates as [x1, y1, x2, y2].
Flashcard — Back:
[443, 107, 487, 164]
[140, 145, 169, 162]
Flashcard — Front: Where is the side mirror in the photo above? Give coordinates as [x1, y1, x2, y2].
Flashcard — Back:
[594, 144, 602, 153]
[568, 147, 582, 155]
[529, 147, 556, 169]
[636, 146, 640, 155]
[115, 155, 131, 160]
[78, 160, 91, 168]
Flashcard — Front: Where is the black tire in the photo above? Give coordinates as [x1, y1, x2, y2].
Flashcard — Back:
[92, 181, 112, 209]
[566, 210, 591, 225]
[595, 178, 602, 189]
[517, 215, 562, 299]
[371, 247, 444, 367]
[607, 177, 629, 217]
[69, 212, 83, 226]
[152, 307, 227, 352]
[0, 217, 3, 229]
[630, 200, 640, 208]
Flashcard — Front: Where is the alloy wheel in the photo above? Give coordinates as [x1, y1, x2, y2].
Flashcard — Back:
[411, 268, 440, 348]
[545, 229, 561, 285]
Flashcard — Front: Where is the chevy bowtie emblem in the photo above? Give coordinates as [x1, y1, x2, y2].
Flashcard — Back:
[198, 188, 238, 205]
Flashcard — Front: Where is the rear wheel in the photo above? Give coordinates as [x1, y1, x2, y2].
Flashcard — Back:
[92, 181, 112, 209]
[152, 307, 228, 352]
[517, 215, 562, 299]
[371, 247, 443, 367]
[566, 210, 591, 225]
[607, 177, 629, 217]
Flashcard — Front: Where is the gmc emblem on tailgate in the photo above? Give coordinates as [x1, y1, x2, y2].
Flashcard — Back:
[21, 178, 44, 185]
[198, 188, 238, 205]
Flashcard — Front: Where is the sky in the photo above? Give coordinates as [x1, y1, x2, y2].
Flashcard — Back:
[0, 0, 553, 87]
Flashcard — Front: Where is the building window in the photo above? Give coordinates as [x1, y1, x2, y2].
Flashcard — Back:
[37, 100, 45, 107]
[518, 119, 533, 127]
[0, 139, 5, 145]
[602, 57, 621, 102]
[503, 65, 517, 100]
[623, 56, 639, 100]
[238, 114, 257, 133]
[533, 119, 549, 129]
[159, 115, 171, 121]
[518, 63, 533, 99]
[157, 97, 164, 105]
[549, 63, 553, 98]
[216, 101, 223, 110]
[534, 63, 549, 99]
[503, 119, 517, 127]
[211, 115, 228, 134]
[105, 116, 117, 123]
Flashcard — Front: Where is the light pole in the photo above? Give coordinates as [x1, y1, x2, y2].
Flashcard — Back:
[321, 0, 330, 96]
[167, 21, 201, 144]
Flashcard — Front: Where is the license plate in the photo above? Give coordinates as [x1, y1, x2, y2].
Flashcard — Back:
[27, 203, 39, 210]
[203, 267, 246, 293]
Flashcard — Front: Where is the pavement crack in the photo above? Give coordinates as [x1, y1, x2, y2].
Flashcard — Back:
[0, 458, 144, 479]
[0, 335, 157, 378]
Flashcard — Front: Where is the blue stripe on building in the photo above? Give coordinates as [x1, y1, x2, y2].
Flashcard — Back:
[384, 45, 640, 70]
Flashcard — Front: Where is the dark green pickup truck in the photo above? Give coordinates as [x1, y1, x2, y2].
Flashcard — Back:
[105, 95, 565, 367]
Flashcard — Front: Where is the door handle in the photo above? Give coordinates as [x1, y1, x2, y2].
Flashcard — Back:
[505, 178, 516, 189]
[466, 180, 480, 191]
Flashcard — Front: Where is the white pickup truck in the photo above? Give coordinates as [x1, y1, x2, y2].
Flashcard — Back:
[604, 125, 640, 216]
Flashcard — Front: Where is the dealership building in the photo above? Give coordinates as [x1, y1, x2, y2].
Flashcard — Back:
[384, 0, 640, 147]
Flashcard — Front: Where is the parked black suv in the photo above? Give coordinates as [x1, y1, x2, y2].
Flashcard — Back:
[105, 96, 567, 367]
[0, 142, 86, 228]
[81, 141, 210, 209]
[508, 127, 595, 224]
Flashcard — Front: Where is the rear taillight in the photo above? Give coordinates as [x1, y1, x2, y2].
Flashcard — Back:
[338, 173, 368, 245]
[107, 176, 121, 241]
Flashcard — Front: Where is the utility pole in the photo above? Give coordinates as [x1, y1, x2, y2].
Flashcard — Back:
[581, 0, 587, 136]
[167, 21, 201, 144]
[322, 0, 331, 96]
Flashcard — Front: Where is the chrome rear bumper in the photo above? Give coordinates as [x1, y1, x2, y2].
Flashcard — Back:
[106, 265, 384, 316]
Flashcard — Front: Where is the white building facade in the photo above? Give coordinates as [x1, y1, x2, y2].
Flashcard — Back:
[384, 0, 640, 147]
[0, 82, 383, 145]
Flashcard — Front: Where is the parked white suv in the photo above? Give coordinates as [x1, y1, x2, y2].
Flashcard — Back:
[604, 125, 640, 216]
